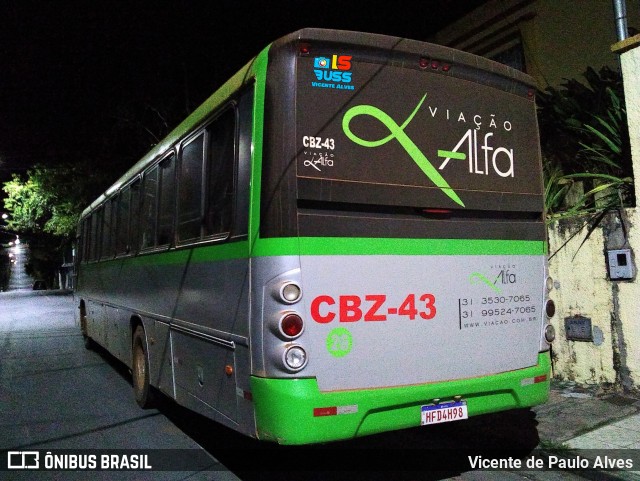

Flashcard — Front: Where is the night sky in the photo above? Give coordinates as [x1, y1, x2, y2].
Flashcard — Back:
[0, 1, 486, 188]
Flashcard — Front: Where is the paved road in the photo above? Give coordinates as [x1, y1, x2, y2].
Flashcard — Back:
[0, 290, 238, 480]
[0, 291, 590, 480]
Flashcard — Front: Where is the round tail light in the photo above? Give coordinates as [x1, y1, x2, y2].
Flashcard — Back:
[284, 345, 308, 371]
[280, 313, 304, 338]
[280, 282, 302, 304]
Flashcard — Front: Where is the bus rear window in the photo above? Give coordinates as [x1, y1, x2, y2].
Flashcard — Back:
[295, 54, 543, 214]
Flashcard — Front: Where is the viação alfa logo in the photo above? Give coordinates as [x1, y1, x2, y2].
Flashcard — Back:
[313, 55, 352, 83]
[342, 94, 465, 207]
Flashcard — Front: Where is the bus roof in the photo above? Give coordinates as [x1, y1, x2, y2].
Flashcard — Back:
[81, 28, 537, 219]
[80, 49, 265, 219]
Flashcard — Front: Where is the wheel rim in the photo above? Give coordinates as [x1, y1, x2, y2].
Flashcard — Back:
[133, 342, 145, 390]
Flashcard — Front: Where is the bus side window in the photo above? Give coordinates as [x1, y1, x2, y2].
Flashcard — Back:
[79, 218, 87, 263]
[141, 166, 158, 250]
[178, 134, 205, 243]
[90, 207, 103, 261]
[100, 201, 112, 260]
[234, 87, 253, 239]
[204, 108, 235, 237]
[86, 212, 96, 262]
[116, 186, 130, 255]
[158, 154, 176, 246]
[129, 180, 140, 253]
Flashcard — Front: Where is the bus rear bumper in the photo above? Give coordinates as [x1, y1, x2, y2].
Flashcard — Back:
[251, 351, 551, 445]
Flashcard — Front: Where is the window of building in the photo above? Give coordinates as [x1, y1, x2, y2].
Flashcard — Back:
[489, 38, 526, 72]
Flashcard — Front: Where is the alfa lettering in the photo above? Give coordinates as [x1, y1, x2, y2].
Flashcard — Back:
[439, 129, 514, 177]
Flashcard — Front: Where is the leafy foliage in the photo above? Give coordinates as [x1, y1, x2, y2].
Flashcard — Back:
[3, 174, 48, 233]
[0, 79, 197, 287]
[538, 67, 634, 220]
[3, 162, 108, 238]
[2, 162, 112, 287]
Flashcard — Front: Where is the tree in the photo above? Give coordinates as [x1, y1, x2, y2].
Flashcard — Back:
[3, 162, 109, 238]
[3, 162, 112, 286]
[3, 171, 49, 234]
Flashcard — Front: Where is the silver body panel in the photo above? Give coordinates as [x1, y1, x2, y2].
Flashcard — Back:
[256, 254, 545, 392]
[77, 248, 256, 435]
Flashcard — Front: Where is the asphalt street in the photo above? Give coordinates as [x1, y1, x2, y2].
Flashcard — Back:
[0, 290, 239, 480]
[0, 290, 599, 481]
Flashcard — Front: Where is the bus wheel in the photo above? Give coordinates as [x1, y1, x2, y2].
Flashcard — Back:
[80, 304, 94, 350]
[132, 325, 155, 408]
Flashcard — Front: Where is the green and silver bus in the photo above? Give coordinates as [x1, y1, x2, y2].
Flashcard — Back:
[75, 28, 555, 445]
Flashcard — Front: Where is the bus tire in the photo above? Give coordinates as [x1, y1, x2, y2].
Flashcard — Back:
[132, 325, 155, 409]
[80, 304, 94, 350]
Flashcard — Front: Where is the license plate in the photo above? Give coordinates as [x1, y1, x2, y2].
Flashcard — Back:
[421, 401, 468, 425]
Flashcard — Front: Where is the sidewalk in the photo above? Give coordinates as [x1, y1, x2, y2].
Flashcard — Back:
[533, 380, 640, 479]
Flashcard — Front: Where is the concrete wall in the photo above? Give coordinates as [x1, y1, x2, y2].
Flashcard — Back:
[547, 210, 637, 390]
[615, 36, 640, 390]
[617, 34, 640, 204]
[547, 37, 640, 392]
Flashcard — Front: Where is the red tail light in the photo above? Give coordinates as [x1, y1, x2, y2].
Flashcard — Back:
[281, 313, 304, 338]
[299, 43, 311, 56]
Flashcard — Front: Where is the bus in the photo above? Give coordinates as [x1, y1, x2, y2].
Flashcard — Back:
[75, 28, 555, 445]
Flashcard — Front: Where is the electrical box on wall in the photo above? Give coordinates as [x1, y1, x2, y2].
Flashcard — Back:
[565, 316, 592, 342]
[606, 249, 635, 280]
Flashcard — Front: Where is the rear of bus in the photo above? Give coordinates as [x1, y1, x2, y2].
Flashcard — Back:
[250, 29, 554, 445]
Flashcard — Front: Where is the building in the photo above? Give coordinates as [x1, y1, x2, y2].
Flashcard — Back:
[435, 0, 640, 391]
[432, 0, 640, 89]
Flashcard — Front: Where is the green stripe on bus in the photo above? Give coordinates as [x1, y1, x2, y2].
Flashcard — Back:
[251, 237, 546, 257]
[84, 241, 251, 267]
[83, 237, 545, 269]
